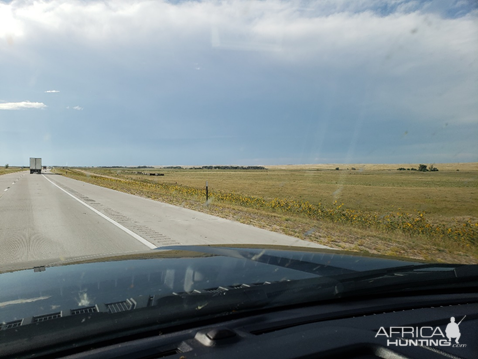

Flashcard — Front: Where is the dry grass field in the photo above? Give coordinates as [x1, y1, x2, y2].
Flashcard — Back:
[89, 164, 477, 222]
[54, 163, 478, 263]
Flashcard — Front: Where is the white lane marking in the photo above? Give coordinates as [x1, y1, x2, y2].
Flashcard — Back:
[42, 175, 157, 249]
[3, 189, 7, 192]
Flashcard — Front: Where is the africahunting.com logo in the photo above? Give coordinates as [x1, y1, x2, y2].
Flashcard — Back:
[375, 316, 467, 348]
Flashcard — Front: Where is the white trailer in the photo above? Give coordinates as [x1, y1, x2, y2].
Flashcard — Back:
[30, 158, 42, 174]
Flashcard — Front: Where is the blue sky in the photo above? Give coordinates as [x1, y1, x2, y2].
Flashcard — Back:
[1, 0, 477, 166]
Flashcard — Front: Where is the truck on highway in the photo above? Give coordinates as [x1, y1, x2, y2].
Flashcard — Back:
[30, 157, 42, 174]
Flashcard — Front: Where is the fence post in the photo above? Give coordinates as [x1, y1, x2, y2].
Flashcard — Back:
[206, 181, 209, 202]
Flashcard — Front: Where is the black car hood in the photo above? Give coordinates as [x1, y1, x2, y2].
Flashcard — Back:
[0, 245, 419, 325]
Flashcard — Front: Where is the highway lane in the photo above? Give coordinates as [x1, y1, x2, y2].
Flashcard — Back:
[0, 171, 328, 268]
[0, 171, 26, 197]
[0, 172, 148, 267]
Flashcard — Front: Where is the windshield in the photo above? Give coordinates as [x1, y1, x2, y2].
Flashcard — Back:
[0, 0, 477, 341]
[1, 0, 476, 264]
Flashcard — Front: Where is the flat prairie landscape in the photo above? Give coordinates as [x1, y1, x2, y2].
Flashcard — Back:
[54, 163, 478, 263]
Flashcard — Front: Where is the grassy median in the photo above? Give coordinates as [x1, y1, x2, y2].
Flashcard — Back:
[0, 167, 25, 176]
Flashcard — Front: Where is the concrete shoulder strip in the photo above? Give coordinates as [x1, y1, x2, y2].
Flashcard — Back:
[42, 175, 157, 249]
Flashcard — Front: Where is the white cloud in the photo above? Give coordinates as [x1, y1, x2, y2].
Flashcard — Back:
[0, 0, 476, 164]
[0, 101, 47, 110]
[3, 1, 471, 126]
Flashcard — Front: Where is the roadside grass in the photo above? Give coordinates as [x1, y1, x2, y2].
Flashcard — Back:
[53, 166, 477, 264]
[0, 167, 25, 176]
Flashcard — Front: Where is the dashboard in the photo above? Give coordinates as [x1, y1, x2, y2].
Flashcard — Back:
[25, 293, 478, 359]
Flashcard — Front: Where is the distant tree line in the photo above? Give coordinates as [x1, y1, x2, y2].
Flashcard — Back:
[134, 172, 164, 176]
[97, 166, 154, 168]
[198, 166, 266, 170]
[397, 164, 439, 172]
[162, 166, 267, 170]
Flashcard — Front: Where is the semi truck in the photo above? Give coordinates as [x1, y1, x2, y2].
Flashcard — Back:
[30, 158, 42, 174]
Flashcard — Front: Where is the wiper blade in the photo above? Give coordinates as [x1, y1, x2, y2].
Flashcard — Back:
[160, 245, 358, 276]
[330, 264, 478, 298]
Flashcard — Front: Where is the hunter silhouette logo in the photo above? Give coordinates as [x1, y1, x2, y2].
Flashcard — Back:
[446, 316, 465, 344]
[375, 315, 467, 348]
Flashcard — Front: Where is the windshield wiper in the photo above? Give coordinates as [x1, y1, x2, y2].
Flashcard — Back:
[160, 245, 358, 276]
[328, 264, 478, 298]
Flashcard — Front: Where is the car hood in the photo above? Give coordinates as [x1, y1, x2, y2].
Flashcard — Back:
[0, 244, 420, 325]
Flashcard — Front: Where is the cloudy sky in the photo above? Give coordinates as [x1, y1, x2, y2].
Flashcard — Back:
[0, 0, 477, 166]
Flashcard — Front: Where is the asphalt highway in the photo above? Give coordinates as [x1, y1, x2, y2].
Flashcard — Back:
[0, 171, 328, 268]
